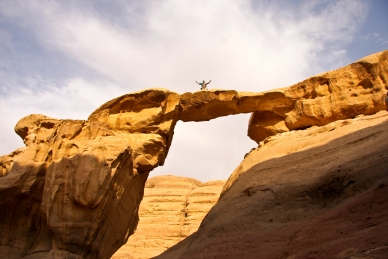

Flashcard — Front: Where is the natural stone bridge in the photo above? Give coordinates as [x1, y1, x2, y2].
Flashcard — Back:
[0, 50, 387, 259]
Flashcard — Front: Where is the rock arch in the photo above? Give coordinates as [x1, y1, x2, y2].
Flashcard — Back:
[0, 50, 387, 258]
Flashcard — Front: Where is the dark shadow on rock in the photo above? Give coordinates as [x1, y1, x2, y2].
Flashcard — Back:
[0, 152, 148, 259]
[155, 119, 388, 259]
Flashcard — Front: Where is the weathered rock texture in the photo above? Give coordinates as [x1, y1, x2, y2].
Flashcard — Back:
[0, 89, 180, 259]
[156, 111, 388, 259]
[248, 50, 388, 142]
[1, 50, 387, 259]
[111, 175, 225, 259]
[179, 90, 293, 122]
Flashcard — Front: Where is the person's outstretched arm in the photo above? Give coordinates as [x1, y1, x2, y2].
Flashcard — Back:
[206, 80, 211, 84]
[195, 81, 199, 84]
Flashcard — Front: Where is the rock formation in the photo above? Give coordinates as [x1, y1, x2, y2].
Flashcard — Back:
[0, 50, 387, 259]
[111, 175, 225, 259]
[156, 111, 388, 259]
[0, 89, 180, 259]
[248, 50, 388, 142]
[178, 51, 388, 142]
[178, 90, 293, 122]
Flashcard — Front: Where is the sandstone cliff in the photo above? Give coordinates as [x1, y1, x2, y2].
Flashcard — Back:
[0, 89, 180, 259]
[156, 111, 388, 259]
[111, 176, 225, 259]
[0, 50, 387, 259]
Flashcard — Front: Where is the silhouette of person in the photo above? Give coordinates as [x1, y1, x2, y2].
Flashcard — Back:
[196, 80, 211, 90]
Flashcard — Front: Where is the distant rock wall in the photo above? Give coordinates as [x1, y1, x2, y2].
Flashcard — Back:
[111, 175, 225, 259]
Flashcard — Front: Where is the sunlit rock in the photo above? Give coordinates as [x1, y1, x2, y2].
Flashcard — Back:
[248, 50, 388, 143]
[0, 89, 180, 259]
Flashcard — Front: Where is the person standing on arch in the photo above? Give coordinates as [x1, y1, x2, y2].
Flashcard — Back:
[196, 80, 211, 90]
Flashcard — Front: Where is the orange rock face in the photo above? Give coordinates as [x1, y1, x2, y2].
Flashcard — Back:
[178, 90, 293, 122]
[0, 89, 180, 259]
[111, 175, 225, 259]
[178, 51, 388, 143]
[248, 50, 388, 143]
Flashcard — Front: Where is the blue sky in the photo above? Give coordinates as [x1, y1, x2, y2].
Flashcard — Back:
[1, 0, 387, 181]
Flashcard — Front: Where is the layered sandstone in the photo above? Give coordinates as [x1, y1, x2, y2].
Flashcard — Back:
[111, 175, 224, 259]
[0, 89, 180, 259]
[156, 111, 388, 259]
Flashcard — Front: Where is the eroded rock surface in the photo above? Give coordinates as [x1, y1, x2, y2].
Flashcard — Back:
[248, 50, 388, 142]
[155, 112, 388, 259]
[111, 175, 225, 259]
[179, 90, 292, 122]
[0, 89, 180, 259]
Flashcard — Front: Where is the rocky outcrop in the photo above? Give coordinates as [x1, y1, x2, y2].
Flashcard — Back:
[111, 175, 225, 259]
[248, 50, 388, 143]
[155, 111, 388, 259]
[0, 89, 180, 259]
